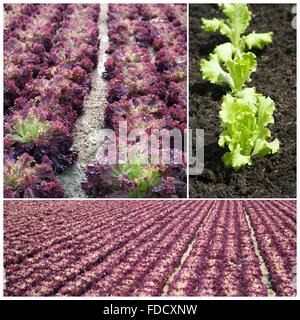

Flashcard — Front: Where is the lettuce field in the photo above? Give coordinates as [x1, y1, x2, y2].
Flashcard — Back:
[4, 4, 187, 199]
[4, 200, 296, 296]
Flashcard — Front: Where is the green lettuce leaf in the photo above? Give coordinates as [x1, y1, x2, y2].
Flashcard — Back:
[201, 4, 272, 53]
[225, 52, 256, 90]
[222, 146, 252, 171]
[242, 31, 273, 50]
[214, 42, 234, 62]
[200, 53, 234, 88]
[225, 52, 257, 90]
[200, 51, 256, 91]
[202, 18, 223, 32]
[202, 4, 251, 48]
[220, 4, 252, 47]
[252, 94, 279, 156]
[219, 89, 279, 170]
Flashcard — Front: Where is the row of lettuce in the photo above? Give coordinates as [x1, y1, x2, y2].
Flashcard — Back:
[200, 4, 279, 170]
[4, 200, 296, 296]
[4, 4, 100, 198]
[4, 4, 187, 198]
[82, 4, 187, 198]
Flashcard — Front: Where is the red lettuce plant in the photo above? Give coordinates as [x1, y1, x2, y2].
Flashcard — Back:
[5, 107, 77, 173]
[4, 153, 64, 198]
[82, 142, 186, 198]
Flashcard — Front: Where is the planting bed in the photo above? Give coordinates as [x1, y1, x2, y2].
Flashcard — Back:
[189, 4, 296, 198]
[3, 4, 187, 198]
[3, 200, 296, 296]
[4, 4, 100, 198]
[81, 4, 187, 198]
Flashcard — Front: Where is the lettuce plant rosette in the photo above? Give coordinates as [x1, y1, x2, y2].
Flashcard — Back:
[4, 153, 64, 198]
[5, 107, 77, 173]
[82, 138, 186, 198]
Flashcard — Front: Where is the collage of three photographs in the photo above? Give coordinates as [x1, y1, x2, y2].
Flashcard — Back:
[2, 2, 297, 299]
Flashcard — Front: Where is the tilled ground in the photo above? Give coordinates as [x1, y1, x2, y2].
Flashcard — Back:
[189, 4, 296, 198]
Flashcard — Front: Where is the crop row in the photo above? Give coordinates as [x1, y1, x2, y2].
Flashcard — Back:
[3, 200, 296, 296]
[4, 4, 100, 198]
[243, 201, 296, 296]
[82, 4, 187, 198]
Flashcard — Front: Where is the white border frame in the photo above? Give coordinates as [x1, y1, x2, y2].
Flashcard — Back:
[0, 0, 299, 301]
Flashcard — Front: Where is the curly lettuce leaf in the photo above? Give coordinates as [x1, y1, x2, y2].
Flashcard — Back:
[200, 53, 234, 89]
[242, 31, 273, 50]
[202, 4, 251, 48]
[214, 42, 234, 63]
[220, 4, 252, 47]
[202, 4, 272, 53]
[201, 51, 256, 91]
[219, 89, 279, 170]
[219, 95, 257, 163]
[252, 139, 280, 157]
[8, 110, 49, 144]
[202, 17, 224, 32]
[4, 153, 64, 198]
[252, 94, 279, 156]
[222, 146, 252, 171]
[219, 91, 256, 125]
[234, 87, 257, 106]
[225, 52, 257, 90]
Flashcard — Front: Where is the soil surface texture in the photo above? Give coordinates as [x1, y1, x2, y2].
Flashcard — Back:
[189, 4, 296, 198]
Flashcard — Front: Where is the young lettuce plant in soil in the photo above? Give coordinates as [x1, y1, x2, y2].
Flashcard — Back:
[200, 4, 279, 170]
[81, 138, 186, 198]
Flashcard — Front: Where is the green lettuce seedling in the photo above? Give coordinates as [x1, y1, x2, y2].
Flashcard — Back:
[200, 4, 279, 170]
[201, 48, 257, 91]
[201, 4, 272, 92]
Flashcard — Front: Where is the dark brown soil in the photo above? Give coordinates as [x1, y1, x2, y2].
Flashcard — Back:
[189, 4, 296, 198]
